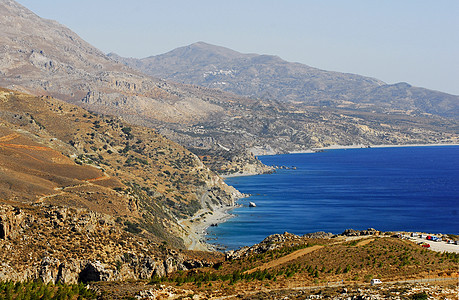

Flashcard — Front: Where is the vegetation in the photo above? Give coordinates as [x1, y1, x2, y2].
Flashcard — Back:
[148, 236, 458, 292]
[0, 280, 96, 300]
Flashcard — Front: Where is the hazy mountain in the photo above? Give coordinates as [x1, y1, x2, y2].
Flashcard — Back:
[0, 1, 229, 124]
[1, 0, 457, 162]
[109, 42, 459, 118]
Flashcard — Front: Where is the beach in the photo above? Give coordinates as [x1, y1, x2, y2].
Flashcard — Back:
[178, 203, 240, 251]
[289, 143, 459, 154]
[220, 172, 263, 179]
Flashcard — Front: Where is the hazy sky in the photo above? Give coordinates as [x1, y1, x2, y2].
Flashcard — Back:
[16, 0, 459, 95]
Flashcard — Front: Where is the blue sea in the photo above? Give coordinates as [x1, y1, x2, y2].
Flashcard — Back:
[207, 146, 459, 250]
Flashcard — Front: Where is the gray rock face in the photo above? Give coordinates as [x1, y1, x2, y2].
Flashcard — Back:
[0, 204, 211, 284]
[78, 261, 114, 283]
[0, 1, 224, 124]
[341, 228, 381, 236]
[226, 232, 303, 260]
[0, 206, 29, 240]
[303, 231, 334, 239]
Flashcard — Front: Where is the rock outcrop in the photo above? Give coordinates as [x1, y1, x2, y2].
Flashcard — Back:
[0, 206, 29, 240]
[341, 228, 381, 237]
[0, 204, 216, 284]
[226, 232, 303, 260]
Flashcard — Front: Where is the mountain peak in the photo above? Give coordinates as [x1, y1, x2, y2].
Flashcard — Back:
[144, 41, 249, 64]
[0, 0, 33, 15]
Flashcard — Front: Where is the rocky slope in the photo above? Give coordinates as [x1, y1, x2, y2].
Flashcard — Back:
[90, 231, 458, 299]
[0, 0, 226, 124]
[0, 88, 242, 282]
[110, 42, 459, 119]
[0, 203, 224, 284]
[0, 1, 457, 171]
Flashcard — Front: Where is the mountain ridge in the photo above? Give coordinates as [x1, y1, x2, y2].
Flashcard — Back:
[1, 0, 458, 163]
[109, 42, 458, 118]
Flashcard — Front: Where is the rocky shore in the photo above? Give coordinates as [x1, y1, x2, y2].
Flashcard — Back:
[178, 203, 240, 251]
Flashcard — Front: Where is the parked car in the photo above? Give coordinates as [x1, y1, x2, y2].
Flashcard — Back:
[371, 279, 382, 286]
[422, 243, 430, 248]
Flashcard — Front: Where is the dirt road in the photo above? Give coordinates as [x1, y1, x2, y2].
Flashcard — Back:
[244, 245, 324, 274]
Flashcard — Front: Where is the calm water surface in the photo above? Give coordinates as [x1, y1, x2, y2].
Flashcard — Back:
[207, 146, 459, 250]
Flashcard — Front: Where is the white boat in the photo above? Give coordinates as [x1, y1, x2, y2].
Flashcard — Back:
[249, 202, 256, 207]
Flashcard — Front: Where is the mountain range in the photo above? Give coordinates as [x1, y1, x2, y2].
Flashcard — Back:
[109, 41, 459, 119]
[0, 0, 457, 164]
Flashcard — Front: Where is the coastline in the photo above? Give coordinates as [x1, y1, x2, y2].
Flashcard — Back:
[288, 143, 459, 154]
[185, 143, 458, 251]
[179, 203, 240, 251]
[220, 172, 262, 179]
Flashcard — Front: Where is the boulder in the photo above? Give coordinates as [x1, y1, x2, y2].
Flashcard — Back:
[0, 205, 27, 240]
[78, 260, 115, 283]
[303, 231, 334, 239]
[39, 256, 61, 284]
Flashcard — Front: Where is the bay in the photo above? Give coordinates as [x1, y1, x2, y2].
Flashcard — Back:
[207, 146, 459, 250]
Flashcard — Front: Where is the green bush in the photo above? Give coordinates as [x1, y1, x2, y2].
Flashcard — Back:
[411, 292, 428, 300]
[0, 280, 96, 299]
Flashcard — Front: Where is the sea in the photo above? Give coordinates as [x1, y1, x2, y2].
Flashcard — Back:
[207, 146, 459, 250]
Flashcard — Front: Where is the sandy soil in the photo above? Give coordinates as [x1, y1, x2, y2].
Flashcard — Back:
[355, 238, 375, 247]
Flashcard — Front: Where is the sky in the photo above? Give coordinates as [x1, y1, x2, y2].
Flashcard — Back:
[16, 0, 459, 95]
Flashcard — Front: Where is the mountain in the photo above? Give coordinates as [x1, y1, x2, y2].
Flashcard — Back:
[0, 1, 228, 124]
[109, 42, 459, 119]
[1, 0, 457, 164]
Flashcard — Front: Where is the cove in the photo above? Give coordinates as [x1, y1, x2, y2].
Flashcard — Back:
[207, 146, 459, 250]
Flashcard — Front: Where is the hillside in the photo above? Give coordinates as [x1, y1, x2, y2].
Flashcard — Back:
[0, 0, 457, 170]
[110, 41, 459, 119]
[89, 232, 459, 298]
[0, 88, 242, 282]
[0, 0, 229, 124]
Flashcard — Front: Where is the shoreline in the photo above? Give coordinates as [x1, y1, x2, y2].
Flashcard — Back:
[186, 142, 458, 251]
[179, 203, 241, 251]
[288, 143, 459, 154]
[220, 172, 262, 179]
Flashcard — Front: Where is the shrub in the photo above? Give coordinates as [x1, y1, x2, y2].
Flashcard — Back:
[411, 292, 428, 300]
[124, 221, 142, 234]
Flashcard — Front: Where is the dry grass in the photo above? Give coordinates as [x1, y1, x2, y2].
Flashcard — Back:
[0, 88, 236, 247]
[149, 236, 458, 298]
